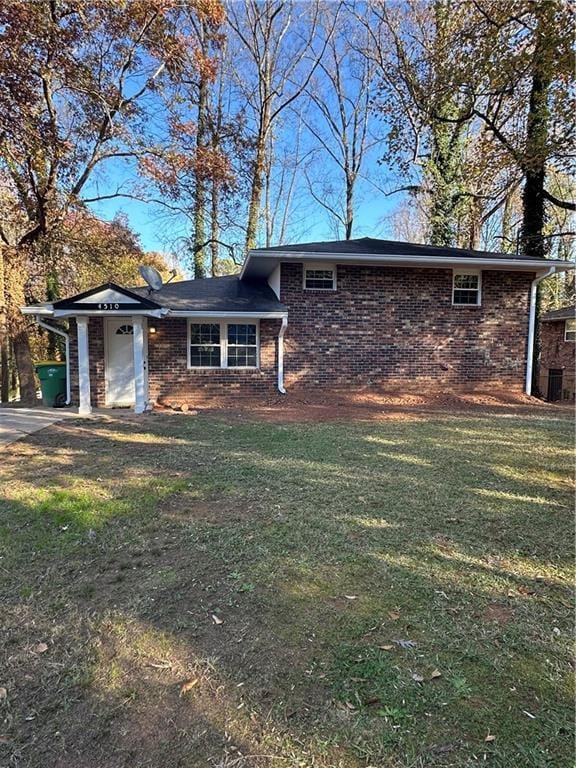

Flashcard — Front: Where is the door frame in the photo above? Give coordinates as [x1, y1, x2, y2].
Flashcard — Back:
[104, 317, 136, 407]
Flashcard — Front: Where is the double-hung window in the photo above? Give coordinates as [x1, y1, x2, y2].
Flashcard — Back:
[565, 318, 576, 342]
[188, 321, 259, 368]
[452, 271, 481, 306]
[227, 324, 258, 367]
[304, 264, 336, 290]
[189, 323, 221, 367]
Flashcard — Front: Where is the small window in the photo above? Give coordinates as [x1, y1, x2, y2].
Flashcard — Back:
[304, 265, 336, 290]
[115, 324, 133, 335]
[565, 318, 576, 342]
[189, 323, 221, 367]
[453, 272, 481, 305]
[227, 324, 258, 367]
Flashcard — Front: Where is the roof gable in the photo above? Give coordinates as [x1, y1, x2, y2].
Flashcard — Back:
[53, 282, 161, 311]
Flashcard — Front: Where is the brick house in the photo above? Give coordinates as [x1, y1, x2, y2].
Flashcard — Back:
[22, 238, 574, 413]
[538, 305, 575, 401]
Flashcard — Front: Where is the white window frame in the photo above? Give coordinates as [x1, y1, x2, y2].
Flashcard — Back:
[452, 269, 482, 306]
[565, 318, 576, 342]
[303, 263, 337, 291]
[187, 319, 260, 370]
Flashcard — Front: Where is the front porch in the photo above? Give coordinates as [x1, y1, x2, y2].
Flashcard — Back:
[22, 280, 289, 413]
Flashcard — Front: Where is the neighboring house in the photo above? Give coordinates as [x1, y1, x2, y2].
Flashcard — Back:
[539, 305, 576, 401]
[22, 237, 574, 414]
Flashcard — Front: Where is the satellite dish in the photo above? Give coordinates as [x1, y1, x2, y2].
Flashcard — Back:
[139, 265, 163, 293]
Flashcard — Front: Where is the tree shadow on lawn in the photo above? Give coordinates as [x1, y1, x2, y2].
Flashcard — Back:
[1, 412, 574, 767]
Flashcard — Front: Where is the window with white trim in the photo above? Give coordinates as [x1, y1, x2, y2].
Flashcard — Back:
[189, 323, 221, 367]
[188, 321, 259, 368]
[304, 264, 336, 290]
[227, 323, 258, 367]
[452, 271, 481, 305]
[565, 318, 576, 342]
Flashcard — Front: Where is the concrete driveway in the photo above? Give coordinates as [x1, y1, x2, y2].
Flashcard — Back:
[0, 407, 76, 448]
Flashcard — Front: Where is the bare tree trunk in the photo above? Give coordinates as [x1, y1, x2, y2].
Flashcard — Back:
[0, 247, 9, 402]
[5, 247, 36, 403]
[245, 119, 269, 252]
[193, 23, 209, 278]
[210, 179, 220, 276]
[520, 4, 552, 259]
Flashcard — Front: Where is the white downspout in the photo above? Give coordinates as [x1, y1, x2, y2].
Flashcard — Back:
[35, 315, 71, 405]
[277, 316, 288, 394]
[525, 267, 555, 396]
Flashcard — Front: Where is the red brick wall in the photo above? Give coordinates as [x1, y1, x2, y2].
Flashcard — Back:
[147, 318, 281, 404]
[538, 320, 575, 400]
[280, 263, 534, 390]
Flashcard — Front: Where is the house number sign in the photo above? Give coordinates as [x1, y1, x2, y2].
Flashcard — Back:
[98, 303, 120, 310]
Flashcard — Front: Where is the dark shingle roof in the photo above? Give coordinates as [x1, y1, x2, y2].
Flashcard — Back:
[253, 236, 549, 262]
[132, 275, 285, 313]
[541, 305, 575, 322]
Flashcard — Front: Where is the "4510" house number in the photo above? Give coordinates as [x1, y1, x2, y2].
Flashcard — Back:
[98, 303, 120, 310]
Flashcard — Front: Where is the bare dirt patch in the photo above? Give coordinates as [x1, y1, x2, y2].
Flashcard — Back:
[155, 386, 572, 424]
[482, 604, 515, 625]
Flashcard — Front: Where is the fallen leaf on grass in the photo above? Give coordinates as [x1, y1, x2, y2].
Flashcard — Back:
[379, 645, 394, 651]
[484, 733, 496, 742]
[0, 687, 7, 701]
[179, 679, 199, 697]
[147, 660, 172, 669]
[430, 669, 442, 679]
[387, 611, 400, 621]
[412, 673, 424, 683]
[211, 614, 223, 625]
[394, 639, 416, 649]
[33, 643, 48, 654]
[344, 595, 358, 600]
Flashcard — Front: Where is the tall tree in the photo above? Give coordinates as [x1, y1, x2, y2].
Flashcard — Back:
[303, 3, 380, 240]
[0, 0, 222, 400]
[227, 0, 337, 252]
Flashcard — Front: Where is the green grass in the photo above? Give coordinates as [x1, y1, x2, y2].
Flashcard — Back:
[0, 410, 573, 767]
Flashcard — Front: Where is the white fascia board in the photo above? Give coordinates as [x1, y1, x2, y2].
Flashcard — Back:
[21, 306, 54, 315]
[53, 308, 167, 318]
[168, 310, 288, 319]
[243, 250, 575, 274]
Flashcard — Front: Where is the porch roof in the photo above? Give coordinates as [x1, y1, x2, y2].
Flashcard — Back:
[22, 276, 287, 318]
[131, 275, 285, 314]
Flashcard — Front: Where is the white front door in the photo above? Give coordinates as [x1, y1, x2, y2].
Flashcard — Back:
[105, 318, 135, 406]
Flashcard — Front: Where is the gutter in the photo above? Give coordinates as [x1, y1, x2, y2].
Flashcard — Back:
[35, 316, 72, 405]
[525, 267, 556, 396]
[277, 316, 288, 394]
[241, 250, 575, 278]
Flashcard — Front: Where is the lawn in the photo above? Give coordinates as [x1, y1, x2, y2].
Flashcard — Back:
[0, 408, 574, 768]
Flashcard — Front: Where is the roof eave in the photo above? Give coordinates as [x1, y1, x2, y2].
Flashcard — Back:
[241, 250, 574, 279]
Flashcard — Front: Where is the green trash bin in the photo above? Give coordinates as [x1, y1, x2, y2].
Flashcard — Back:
[35, 361, 67, 407]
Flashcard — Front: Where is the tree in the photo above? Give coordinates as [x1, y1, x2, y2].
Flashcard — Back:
[227, 0, 337, 252]
[0, 0, 222, 401]
[302, 3, 380, 240]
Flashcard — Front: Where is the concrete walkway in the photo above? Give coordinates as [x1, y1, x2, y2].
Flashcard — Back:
[0, 407, 77, 448]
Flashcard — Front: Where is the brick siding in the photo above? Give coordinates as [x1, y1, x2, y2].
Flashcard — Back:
[538, 320, 575, 400]
[147, 318, 280, 404]
[281, 263, 534, 390]
[68, 317, 280, 407]
[67, 264, 535, 406]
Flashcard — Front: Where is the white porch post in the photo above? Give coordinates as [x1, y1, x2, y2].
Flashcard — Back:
[76, 316, 92, 415]
[132, 316, 145, 414]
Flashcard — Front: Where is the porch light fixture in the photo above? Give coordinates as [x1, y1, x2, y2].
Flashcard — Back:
[149, 326, 157, 334]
